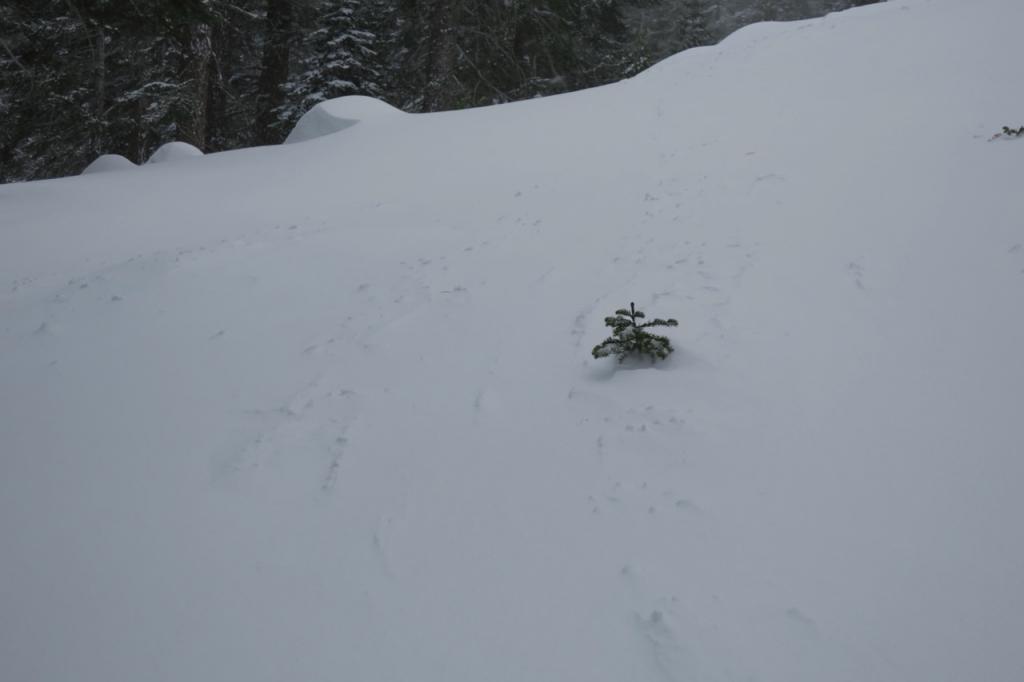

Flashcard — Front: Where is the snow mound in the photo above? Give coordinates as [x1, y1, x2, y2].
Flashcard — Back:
[284, 95, 403, 144]
[147, 141, 204, 164]
[81, 154, 137, 175]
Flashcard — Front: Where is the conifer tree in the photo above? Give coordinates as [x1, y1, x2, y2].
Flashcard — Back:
[744, 0, 811, 22]
[254, 0, 296, 144]
[277, 0, 385, 130]
[626, 0, 715, 69]
[593, 302, 678, 362]
[674, 0, 713, 51]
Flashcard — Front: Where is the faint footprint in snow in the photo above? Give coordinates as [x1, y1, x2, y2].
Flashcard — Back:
[785, 607, 819, 637]
[847, 261, 865, 290]
[9, 276, 34, 294]
[214, 382, 361, 493]
[672, 498, 701, 514]
[371, 518, 394, 576]
[635, 609, 690, 682]
[301, 336, 336, 356]
[748, 173, 786, 196]
[322, 435, 348, 492]
[570, 309, 591, 347]
[473, 387, 503, 420]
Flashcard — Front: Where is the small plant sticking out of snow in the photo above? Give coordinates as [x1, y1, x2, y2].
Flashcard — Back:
[991, 125, 1024, 140]
[592, 302, 678, 363]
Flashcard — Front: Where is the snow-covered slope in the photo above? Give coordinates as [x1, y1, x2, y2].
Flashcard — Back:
[2, 1, 1023, 680]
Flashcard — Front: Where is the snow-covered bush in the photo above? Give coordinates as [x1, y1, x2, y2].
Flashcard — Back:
[592, 302, 678, 363]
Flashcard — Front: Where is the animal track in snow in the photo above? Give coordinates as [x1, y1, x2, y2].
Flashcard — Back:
[301, 336, 336, 356]
[214, 380, 361, 494]
[635, 608, 690, 682]
[847, 261, 866, 290]
[322, 435, 348, 492]
[570, 310, 591, 348]
[785, 607, 819, 634]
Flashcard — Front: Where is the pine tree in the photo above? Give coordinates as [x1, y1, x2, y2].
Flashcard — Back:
[277, 0, 385, 130]
[625, 0, 715, 69]
[0, 0, 221, 179]
[391, 0, 642, 112]
[744, 0, 811, 22]
[513, 0, 642, 97]
[203, 1, 265, 150]
[254, 0, 296, 144]
[674, 0, 713, 51]
[0, 0, 113, 179]
[593, 302, 679, 362]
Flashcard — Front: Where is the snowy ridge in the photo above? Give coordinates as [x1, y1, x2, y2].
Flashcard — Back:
[2, 1, 1023, 681]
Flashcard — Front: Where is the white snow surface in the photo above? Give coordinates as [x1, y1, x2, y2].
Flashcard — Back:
[2, 1, 1023, 681]
[81, 153, 138, 175]
[146, 140, 204, 164]
[285, 95, 404, 144]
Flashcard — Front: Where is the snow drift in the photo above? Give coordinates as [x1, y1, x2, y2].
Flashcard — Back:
[1, 1, 1023, 681]
[146, 140, 204, 164]
[81, 153, 137, 174]
[284, 95, 404, 144]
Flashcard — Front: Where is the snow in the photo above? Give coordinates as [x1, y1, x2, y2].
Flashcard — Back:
[146, 140, 204, 164]
[1, 1, 1023, 681]
[81, 153, 137, 175]
[284, 95, 404, 144]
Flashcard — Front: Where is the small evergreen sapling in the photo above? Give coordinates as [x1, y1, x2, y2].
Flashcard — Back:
[991, 125, 1024, 140]
[592, 302, 679, 363]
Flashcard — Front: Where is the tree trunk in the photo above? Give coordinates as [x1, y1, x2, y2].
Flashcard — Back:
[179, 23, 213, 149]
[92, 24, 106, 156]
[64, 0, 107, 155]
[421, 0, 458, 111]
[254, 0, 294, 144]
[204, 22, 227, 151]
